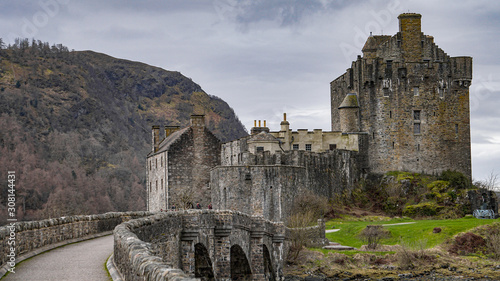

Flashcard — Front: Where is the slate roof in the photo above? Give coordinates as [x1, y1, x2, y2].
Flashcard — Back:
[147, 127, 190, 156]
[362, 35, 391, 53]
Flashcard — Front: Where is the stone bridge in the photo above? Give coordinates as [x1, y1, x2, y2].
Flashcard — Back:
[113, 210, 290, 281]
[1, 210, 327, 280]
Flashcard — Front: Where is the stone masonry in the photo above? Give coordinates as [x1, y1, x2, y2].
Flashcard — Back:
[330, 13, 472, 178]
[147, 115, 220, 211]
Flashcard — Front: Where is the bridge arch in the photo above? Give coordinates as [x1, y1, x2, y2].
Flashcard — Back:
[263, 244, 275, 281]
[195, 243, 214, 280]
[230, 244, 252, 280]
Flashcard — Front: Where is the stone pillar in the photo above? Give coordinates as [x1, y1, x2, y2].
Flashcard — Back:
[180, 230, 199, 276]
[250, 230, 265, 281]
[214, 226, 232, 281]
[272, 235, 285, 280]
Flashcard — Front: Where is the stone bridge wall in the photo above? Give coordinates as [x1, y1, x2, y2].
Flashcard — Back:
[0, 211, 150, 276]
[113, 210, 291, 281]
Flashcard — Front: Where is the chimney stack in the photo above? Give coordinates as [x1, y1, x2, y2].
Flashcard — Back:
[165, 125, 180, 138]
[152, 125, 160, 152]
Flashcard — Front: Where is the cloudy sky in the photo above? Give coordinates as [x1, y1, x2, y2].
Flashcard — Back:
[1, 0, 499, 183]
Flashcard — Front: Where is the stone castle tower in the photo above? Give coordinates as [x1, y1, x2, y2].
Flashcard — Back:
[331, 13, 472, 178]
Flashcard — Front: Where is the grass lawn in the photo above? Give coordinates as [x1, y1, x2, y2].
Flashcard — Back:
[325, 215, 500, 249]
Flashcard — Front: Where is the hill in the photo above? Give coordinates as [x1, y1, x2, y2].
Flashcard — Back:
[0, 39, 248, 221]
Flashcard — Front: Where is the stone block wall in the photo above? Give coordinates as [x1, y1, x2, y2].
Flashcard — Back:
[0, 211, 150, 275]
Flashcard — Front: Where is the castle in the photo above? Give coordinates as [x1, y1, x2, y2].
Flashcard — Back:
[147, 13, 472, 221]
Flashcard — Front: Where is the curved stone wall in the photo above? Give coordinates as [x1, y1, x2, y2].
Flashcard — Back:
[0, 211, 150, 277]
[113, 210, 291, 281]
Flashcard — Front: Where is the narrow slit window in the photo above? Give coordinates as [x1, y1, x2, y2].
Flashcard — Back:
[455, 124, 459, 134]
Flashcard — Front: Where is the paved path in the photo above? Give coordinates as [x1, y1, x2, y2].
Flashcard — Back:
[3, 235, 113, 281]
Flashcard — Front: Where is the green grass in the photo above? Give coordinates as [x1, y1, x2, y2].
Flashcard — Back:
[325, 215, 500, 249]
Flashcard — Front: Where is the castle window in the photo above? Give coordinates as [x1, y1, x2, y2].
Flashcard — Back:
[417, 144, 420, 151]
[413, 110, 421, 120]
[383, 88, 389, 97]
[413, 87, 419, 96]
[293, 144, 299, 150]
[305, 144, 312, 151]
[455, 124, 459, 134]
[392, 142, 395, 149]
[149, 160, 151, 170]
[155, 158, 157, 169]
[161, 157, 163, 167]
[390, 111, 392, 118]
[414, 123, 421, 134]
[156, 180, 158, 191]
[256, 146, 264, 152]
[329, 144, 337, 150]
[161, 179, 163, 190]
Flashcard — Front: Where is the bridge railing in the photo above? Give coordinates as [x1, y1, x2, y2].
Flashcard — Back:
[0, 211, 151, 277]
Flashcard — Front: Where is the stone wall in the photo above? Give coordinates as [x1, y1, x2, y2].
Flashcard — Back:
[113, 210, 291, 281]
[211, 149, 364, 222]
[0, 211, 150, 276]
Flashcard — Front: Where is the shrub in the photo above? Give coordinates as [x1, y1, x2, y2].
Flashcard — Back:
[290, 191, 328, 223]
[448, 232, 486, 255]
[427, 180, 449, 193]
[395, 239, 434, 269]
[439, 170, 470, 190]
[358, 225, 390, 250]
[403, 202, 443, 217]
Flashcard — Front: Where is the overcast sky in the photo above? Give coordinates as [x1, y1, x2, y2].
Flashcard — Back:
[1, 0, 499, 183]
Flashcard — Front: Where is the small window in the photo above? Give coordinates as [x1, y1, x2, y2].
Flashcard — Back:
[389, 111, 392, 118]
[156, 180, 158, 191]
[155, 158, 157, 169]
[455, 124, 459, 134]
[383, 88, 389, 97]
[329, 144, 337, 150]
[161, 179, 163, 190]
[256, 146, 264, 152]
[392, 142, 395, 149]
[417, 144, 420, 151]
[439, 88, 444, 98]
[414, 123, 421, 134]
[293, 144, 299, 150]
[413, 87, 419, 96]
[305, 144, 312, 151]
[414, 110, 421, 120]
[149, 160, 151, 170]
[161, 157, 163, 167]
[386, 60, 392, 68]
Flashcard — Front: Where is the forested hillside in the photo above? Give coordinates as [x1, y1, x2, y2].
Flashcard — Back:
[0, 39, 247, 222]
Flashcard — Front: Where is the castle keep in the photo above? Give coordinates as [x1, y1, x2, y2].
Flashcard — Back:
[331, 13, 472, 178]
[147, 13, 472, 221]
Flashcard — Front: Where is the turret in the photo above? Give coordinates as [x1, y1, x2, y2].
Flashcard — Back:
[338, 93, 360, 133]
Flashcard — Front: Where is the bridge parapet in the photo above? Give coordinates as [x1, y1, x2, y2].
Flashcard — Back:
[0, 211, 151, 277]
[113, 210, 290, 281]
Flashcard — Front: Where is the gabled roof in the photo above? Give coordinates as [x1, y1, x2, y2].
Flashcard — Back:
[148, 127, 190, 157]
[248, 131, 279, 142]
[362, 35, 391, 53]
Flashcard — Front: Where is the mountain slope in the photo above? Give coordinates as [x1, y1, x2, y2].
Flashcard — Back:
[0, 39, 247, 221]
